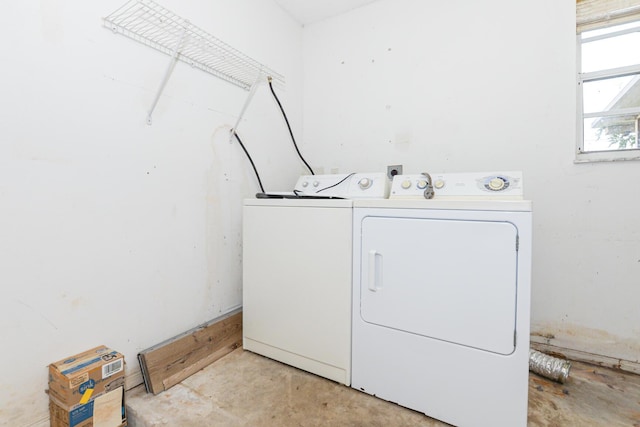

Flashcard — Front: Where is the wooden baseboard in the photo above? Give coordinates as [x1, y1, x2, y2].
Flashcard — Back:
[530, 339, 640, 375]
[138, 308, 242, 394]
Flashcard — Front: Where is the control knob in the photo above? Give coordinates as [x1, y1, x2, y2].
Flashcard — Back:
[488, 177, 506, 191]
[358, 177, 372, 189]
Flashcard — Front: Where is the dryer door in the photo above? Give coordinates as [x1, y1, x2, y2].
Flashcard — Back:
[360, 216, 518, 355]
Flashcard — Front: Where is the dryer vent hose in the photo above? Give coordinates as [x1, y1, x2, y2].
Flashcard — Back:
[529, 349, 571, 383]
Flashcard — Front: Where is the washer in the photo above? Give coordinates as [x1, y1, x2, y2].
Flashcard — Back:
[351, 172, 532, 427]
[243, 198, 353, 384]
[242, 173, 388, 385]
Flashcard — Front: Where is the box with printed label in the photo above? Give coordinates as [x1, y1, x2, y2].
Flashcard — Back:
[48, 345, 127, 427]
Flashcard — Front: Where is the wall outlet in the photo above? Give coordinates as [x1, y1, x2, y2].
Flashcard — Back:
[387, 165, 403, 180]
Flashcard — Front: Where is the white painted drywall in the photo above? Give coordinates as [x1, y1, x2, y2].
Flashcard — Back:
[302, 1, 640, 365]
[0, 1, 304, 425]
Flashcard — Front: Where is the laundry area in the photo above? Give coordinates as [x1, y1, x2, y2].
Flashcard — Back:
[1, 1, 639, 427]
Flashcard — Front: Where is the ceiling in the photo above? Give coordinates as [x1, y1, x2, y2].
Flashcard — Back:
[273, 0, 379, 25]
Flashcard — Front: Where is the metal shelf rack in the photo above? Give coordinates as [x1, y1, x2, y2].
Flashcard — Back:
[104, 0, 285, 127]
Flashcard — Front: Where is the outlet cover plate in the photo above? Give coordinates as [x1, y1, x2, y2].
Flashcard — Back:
[387, 165, 403, 180]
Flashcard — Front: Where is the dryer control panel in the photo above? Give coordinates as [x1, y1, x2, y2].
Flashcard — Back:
[294, 173, 389, 199]
[390, 171, 523, 200]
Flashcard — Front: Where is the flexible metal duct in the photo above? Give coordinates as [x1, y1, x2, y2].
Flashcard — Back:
[529, 350, 572, 383]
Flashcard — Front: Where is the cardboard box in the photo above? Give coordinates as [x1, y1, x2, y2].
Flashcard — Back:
[49, 346, 127, 427]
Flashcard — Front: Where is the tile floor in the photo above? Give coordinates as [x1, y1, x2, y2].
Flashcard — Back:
[126, 348, 640, 427]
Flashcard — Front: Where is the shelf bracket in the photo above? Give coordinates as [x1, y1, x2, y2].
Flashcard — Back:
[147, 25, 188, 125]
[229, 71, 265, 141]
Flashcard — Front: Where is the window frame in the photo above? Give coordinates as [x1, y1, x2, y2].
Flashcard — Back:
[576, 22, 640, 163]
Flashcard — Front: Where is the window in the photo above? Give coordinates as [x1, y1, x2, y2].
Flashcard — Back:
[576, 0, 640, 162]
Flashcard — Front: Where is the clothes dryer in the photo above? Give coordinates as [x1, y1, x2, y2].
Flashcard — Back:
[351, 173, 532, 427]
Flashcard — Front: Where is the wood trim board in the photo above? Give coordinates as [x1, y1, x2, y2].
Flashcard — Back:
[138, 308, 242, 394]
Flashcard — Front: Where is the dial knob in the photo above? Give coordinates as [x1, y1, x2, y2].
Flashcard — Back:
[313, 180, 320, 187]
[434, 179, 445, 189]
[417, 180, 428, 189]
[358, 178, 372, 189]
[302, 181, 309, 188]
[489, 178, 505, 191]
[401, 180, 412, 189]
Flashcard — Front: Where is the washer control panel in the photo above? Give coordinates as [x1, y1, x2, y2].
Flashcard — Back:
[390, 171, 523, 200]
[294, 173, 389, 199]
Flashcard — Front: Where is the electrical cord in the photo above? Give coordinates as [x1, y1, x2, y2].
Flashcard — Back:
[316, 173, 355, 193]
[268, 77, 315, 175]
[233, 132, 265, 193]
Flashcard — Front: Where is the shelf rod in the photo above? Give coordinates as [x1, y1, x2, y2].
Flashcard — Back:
[147, 24, 188, 125]
[230, 71, 264, 141]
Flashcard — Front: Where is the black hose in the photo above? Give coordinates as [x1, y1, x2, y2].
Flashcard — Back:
[233, 132, 265, 193]
[268, 79, 315, 175]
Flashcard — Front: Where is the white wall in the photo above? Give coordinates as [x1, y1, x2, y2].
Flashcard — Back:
[303, 1, 640, 366]
[0, 1, 303, 425]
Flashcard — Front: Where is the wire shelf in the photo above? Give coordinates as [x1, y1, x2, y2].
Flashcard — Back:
[104, 0, 285, 91]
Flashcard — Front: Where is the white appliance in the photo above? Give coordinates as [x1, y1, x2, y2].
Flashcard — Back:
[242, 172, 387, 385]
[293, 173, 389, 198]
[352, 172, 532, 427]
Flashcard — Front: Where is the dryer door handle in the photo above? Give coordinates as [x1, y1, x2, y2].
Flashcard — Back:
[368, 250, 382, 292]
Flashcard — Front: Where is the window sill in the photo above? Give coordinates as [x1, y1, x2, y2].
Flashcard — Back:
[575, 149, 640, 163]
